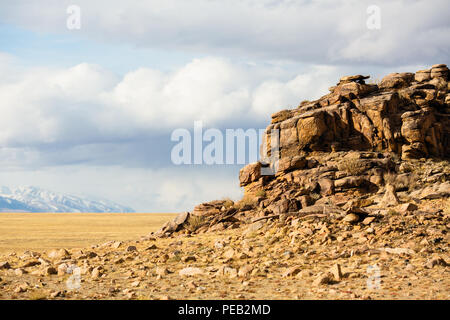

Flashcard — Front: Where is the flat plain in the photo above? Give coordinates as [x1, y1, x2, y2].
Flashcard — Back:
[0, 212, 176, 254]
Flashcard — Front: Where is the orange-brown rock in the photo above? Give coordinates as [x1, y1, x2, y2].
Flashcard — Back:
[262, 64, 449, 162]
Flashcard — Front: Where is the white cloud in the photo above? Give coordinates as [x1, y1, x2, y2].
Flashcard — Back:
[251, 65, 339, 116]
[1, 0, 448, 64]
[0, 51, 427, 211]
[102, 58, 253, 128]
[0, 55, 341, 150]
[0, 54, 344, 210]
[1, 0, 447, 212]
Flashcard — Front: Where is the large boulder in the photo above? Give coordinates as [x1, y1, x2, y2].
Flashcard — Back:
[297, 111, 327, 149]
[278, 155, 307, 173]
[379, 72, 414, 89]
[239, 162, 262, 187]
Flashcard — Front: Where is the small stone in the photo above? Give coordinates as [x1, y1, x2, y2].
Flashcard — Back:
[296, 270, 313, 279]
[146, 244, 158, 250]
[57, 263, 69, 275]
[381, 184, 399, 206]
[425, 257, 448, 269]
[181, 256, 197, 263]
[362, 216, 375, 225]
[237, 252, 250, 260]
[186, 280, 198, 289]
[0, 261, 11, 269]
[21, 259, 41, 268]
[179, 267, 204, 276]
[223, 267, 238, 278]
[399, 203, 418, 214]
[14, 283, 29, 293]
[85, 251, 98, 259]
[313, 272, 335, 286]
[125, 246, 137, 252]
[91, 267, 103, 278]
[50, 291, 65, 298]
[245, 221, 265, 234]
[282, 266, 302, 277]
[339, 75, 370, 83]
[223, 248, 235, 260]
[382, 247, 415, 255]
[48, 249, 70, 260]
[112, 241, 122, 249]
[44, 266, 57, 275]
[214, 240, 225, 249]
[15, 268, 27, 276]
[131, 281, 140, 287]
[343, 213, 360, 223]
[155, 266, 169, 276]
[330, 264, 342, 281]
[238, 265, 253, 278]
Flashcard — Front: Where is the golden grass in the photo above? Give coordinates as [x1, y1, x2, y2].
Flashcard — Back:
[0, 212, 176, 254]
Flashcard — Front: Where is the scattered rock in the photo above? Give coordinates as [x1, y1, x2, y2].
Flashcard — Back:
[381, 184, 400, 206]
[91, 267, 103, 279]
[425, 257, 448, 269]
[223, 248, 235, 260]
[343, 213, 360, 224]
[399, 203, 418, 213]
[44, 266, 58, 275]
[238, 265, 254, 278]
[14, 283, 29, 293]
[15, 268, 27, 276]
[381, 247, 416, 255]
[179, 267, 204, 276]
[181, 256, 197, 263]
[112, 241, 122, 249]
[362, 216, 376, 225]
[125, 246, 137, 252]
[155, 266, 169, 276]
[48, 249, 70, 260]
[330, 264, 343, 281]
[313, 272, 335, 286]
[282, 266, 302, 277]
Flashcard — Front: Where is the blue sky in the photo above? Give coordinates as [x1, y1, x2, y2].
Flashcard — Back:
[0, 23, 201, 74]
[0, 0, 448, 212]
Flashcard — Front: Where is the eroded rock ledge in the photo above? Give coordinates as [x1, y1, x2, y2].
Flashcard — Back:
[155, 64, 450, 238]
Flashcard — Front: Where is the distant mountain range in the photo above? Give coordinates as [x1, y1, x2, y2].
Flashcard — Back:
[0, 186, 134, 213]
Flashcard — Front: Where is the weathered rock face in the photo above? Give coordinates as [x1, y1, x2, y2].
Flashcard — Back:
[155, 64, 449, 238]
[261, 65, 450, 162]
[239, 162, 262, 187]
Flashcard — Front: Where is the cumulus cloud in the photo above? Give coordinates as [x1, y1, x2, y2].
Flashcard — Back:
[0, 53, 347, 210]
[0, 55, 342, 153]
[0, 0, 448, 65]
[1, 0, 446, 211]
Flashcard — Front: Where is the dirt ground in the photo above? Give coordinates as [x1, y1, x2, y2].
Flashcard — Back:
[0, 203, 448, 300]
[0, 213, 176, 253]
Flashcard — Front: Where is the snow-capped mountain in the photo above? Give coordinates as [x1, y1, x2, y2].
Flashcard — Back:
[0, 186, 134, 213]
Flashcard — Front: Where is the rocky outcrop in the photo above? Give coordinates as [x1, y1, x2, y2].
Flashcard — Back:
[262, 64, 449, 161]
[155, 64, 450, 238]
